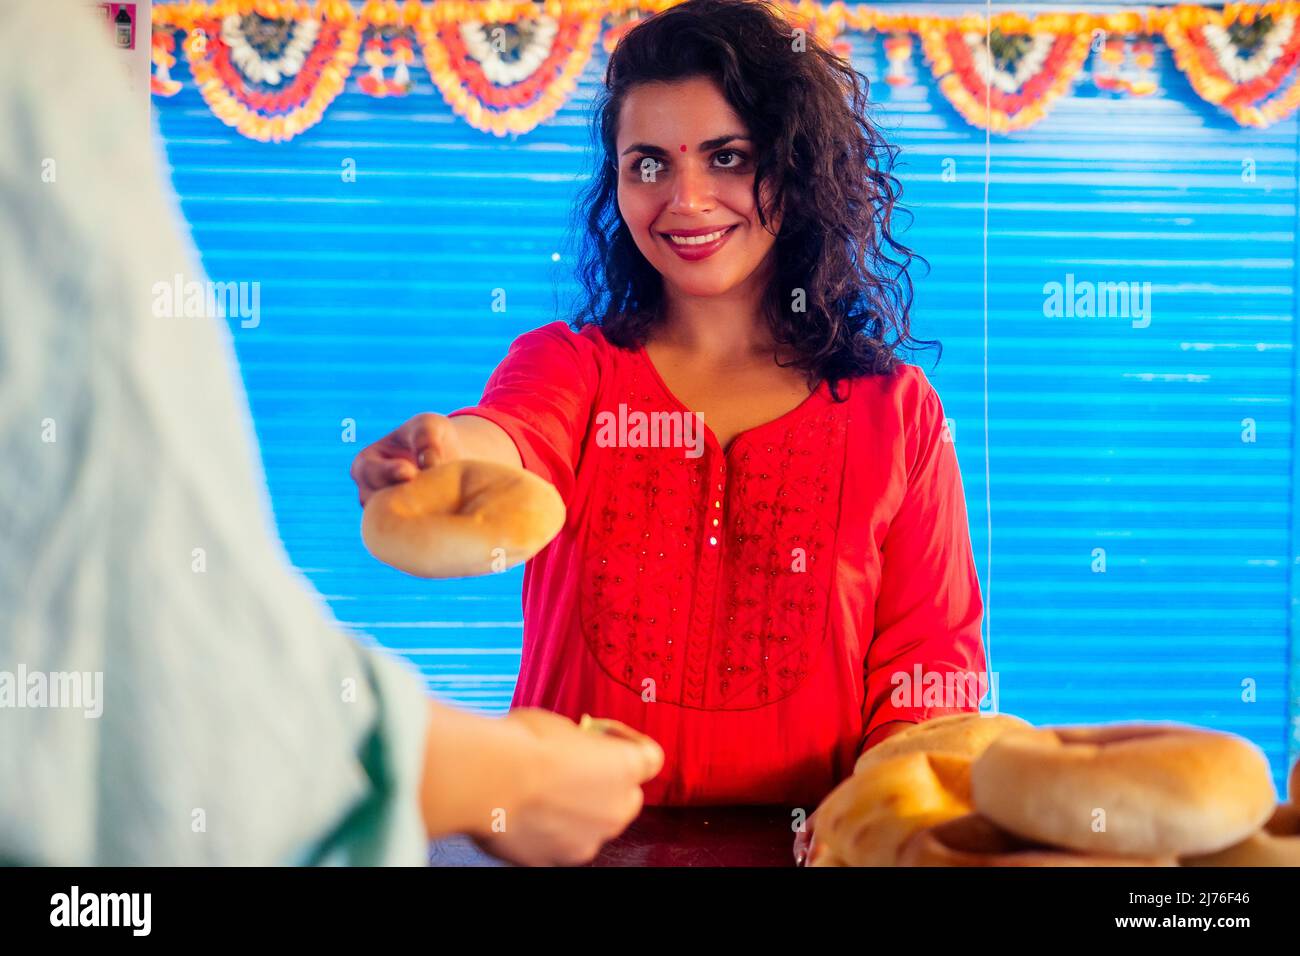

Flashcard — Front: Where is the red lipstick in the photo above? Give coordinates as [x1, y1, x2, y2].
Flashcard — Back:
[659, 224, 739, 262]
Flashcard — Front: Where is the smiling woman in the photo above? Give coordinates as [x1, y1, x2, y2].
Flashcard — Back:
[615, 82, 775, 292]
[354, 0, 987, 807]
[573, 0, 935, 387]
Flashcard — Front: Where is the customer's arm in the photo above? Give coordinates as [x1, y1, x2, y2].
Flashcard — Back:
[0, 0, 657, 867]
[419, 702, 662, 866]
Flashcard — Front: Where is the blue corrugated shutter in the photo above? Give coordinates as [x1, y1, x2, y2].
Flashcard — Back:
[152, 13, 1299, 793]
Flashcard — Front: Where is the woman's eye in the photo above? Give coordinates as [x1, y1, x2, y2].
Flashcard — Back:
[624, 152, 747, 178]
[714, 150, 747, 169]
[629, 157, 665, 179]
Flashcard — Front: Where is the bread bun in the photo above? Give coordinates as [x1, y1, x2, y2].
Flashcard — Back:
[361, 459, 565, 578]
[971, 723, 1276, 858]
[807, 751, 973, 867]
[855, 713, 1032, 775]
[1275, 800, 1300, 835]
[1181, 802, 1300, 866]
[899, 813, 1178, 867]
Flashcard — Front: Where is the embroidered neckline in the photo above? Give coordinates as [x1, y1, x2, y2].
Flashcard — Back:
[631, 343, 832, 456]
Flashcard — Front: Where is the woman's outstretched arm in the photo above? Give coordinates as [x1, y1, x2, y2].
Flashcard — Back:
[351, 413, 522, 506]
[352, 322, 600, 507]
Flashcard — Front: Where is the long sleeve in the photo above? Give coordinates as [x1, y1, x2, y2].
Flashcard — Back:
[447, 321, 601, 504]
[860, 370, 988, 747]
[0, 0, 430, 865]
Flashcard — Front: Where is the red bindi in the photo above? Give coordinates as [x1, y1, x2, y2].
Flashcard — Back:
[680, 144, 687, 152]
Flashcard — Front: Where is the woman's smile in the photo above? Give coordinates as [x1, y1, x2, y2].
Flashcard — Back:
[659, 223, 740, 260]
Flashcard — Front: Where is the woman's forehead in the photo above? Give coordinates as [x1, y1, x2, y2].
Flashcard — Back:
[616, 79, 747, 145]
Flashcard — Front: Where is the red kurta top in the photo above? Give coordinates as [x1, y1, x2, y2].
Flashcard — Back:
[449, 321, 986, 807]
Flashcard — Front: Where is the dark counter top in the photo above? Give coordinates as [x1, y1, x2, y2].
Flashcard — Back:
[428, 805, 798, 867]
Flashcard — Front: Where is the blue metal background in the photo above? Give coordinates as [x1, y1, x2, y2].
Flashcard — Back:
[152, 14, 1300, 793]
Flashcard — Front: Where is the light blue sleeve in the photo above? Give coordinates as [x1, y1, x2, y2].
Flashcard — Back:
[0, 0, 430, 866]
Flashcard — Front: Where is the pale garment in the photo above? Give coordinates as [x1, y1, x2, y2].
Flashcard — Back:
[0, 0, 430, 865]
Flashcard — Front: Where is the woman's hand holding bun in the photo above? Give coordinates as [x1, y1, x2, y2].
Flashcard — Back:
[350, 412, 465, 507]
[361, 459, 565, 578]
[353, 412, 560, 578]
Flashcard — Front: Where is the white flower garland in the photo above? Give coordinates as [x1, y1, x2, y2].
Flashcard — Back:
[221, 14, 320, 86]
[1201, 15, 1295, 84]
[460, 17, 558, 86]
[964, 31, 1056, 94]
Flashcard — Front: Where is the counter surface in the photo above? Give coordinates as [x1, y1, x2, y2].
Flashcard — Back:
[428, 805, 798, 867]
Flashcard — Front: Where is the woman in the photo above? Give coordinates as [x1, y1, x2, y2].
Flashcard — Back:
[354, 0, 987, 807]
[0, 0, 659, 867]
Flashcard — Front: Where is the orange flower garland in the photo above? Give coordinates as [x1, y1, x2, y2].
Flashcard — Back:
[148, 1, 1300, 139]
[415, 8, 602, 135]
[1094, 33, 1129, 92]
[884, 33, 915, 87]
[601, 8, 650, 53]
[151, 27, 184, 96]
[1129, 37, 1159, 95]
[1162, 6, 1300, 126]
[919, 24, 1093, 133]
[357, 0, 420, 94]
[182, 0, 362, 142]
[1094, 34, 1159, 96]
[358, 32, 416, 94]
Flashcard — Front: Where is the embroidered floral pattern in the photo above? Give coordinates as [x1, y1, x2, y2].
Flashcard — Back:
[577, 363, 849, 710]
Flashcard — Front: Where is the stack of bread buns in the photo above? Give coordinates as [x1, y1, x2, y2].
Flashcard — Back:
[806, 714, 1297, 867]
[1180, 755, 1300, 866]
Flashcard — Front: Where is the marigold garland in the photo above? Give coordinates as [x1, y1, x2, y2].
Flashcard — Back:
[180, 0, 362, 142]
[416, 10, 601, 134]
[601, 10, 642, 54]
[919, 25, 1093, 132]
[1095, 35, 1159, 96]
[149, 1, 1300, 141]
[883, 33, 914, 87]
[151, 27, 184, 96]
[1162, 8, 1300, 125]
[434, 16, 582, 108]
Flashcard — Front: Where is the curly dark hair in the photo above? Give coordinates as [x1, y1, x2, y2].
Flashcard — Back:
[566, 0, 936, 399]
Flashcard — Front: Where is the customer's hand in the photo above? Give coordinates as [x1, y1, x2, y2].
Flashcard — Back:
[350, 413, 464, 506]
[474, 708, 664, 866]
